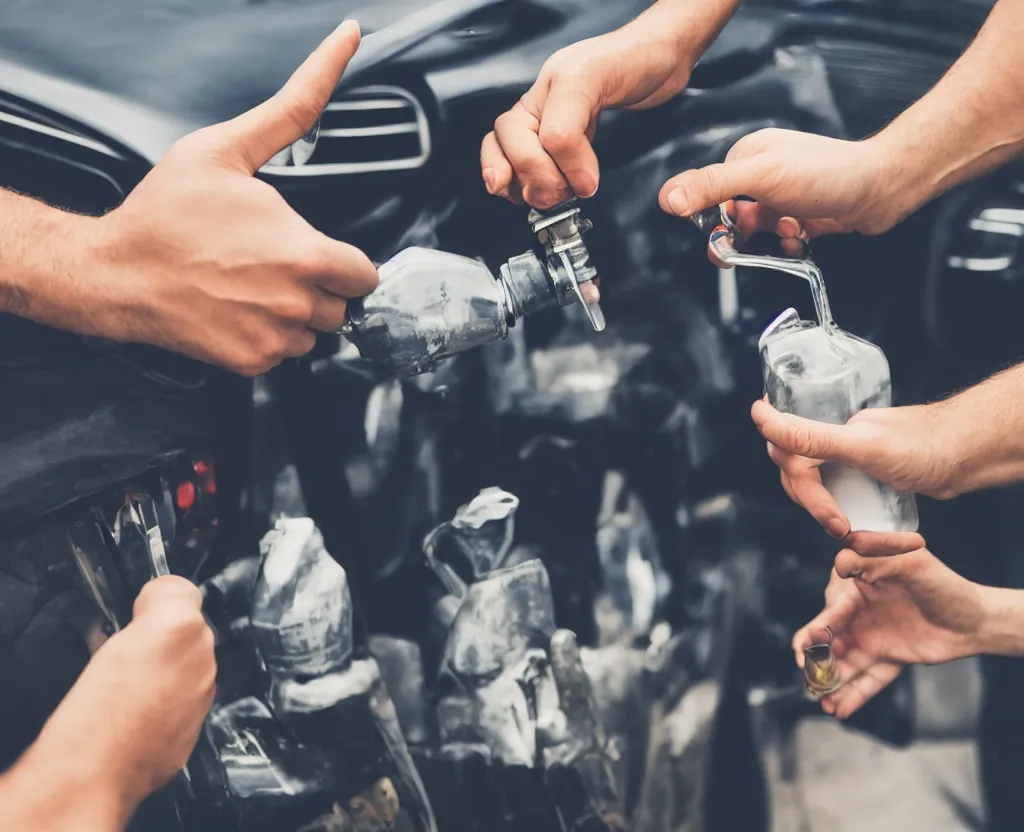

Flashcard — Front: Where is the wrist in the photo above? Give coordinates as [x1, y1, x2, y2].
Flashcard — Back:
[973, 585, 1024, 657]
[616, 0, 742, 101]
[925, 365, 1024, 497]
[852, 133, 930, 234]
[0, 194, 140, 342]
[656, 0, 743, 68]
[918, 400, 971, 500]
[62, 209, 147, 343]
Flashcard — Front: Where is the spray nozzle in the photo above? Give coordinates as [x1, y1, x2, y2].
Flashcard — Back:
[528, 199, 605, 332]
[690, 201, 837, 333]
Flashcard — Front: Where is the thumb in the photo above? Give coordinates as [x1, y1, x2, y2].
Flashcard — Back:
[133, 575, 203, 621]
[753, 406, 862, 464]
[217, 20, 361, 172]
[659, 156, 769, 217]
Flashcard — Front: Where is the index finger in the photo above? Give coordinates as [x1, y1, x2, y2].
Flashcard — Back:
[537, 76, 600, 198]
[309, 235, 379, 299]
[846, 530, 928, 557]
[481, 131, 515, 197]
[494, 100, 572, 209]
[822, 658, 904, 719]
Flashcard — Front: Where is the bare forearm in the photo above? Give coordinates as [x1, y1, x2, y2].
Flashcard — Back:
[935, 363, 1024, 496]
[596, 0, 743, 109]
[868, 0, 1024, 222]
[631, 0, 744, 66]
[0, 737, 128, 832]
[0, 189, 129, 338]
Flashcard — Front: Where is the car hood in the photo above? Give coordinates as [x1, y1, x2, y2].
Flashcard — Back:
[0, 0, 489, 157]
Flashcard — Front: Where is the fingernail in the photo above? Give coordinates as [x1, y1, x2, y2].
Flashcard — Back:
[334, 19, 361, 39]
[482, 168, 496, 194]
[667, 187, 689, 216]
[583, 178, 599, 199]
[827, 518, 850, 539]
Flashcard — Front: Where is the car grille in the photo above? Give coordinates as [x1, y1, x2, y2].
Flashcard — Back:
[0, 96, 124, 161]
[267, 85, 430, 176]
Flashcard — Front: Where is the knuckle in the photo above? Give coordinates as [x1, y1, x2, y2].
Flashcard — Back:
[494, 110, 515, 134]
[294, 330, 317, 356]
[538, 124, 577, 155]
[258, 330, 290, 363]
[699, 165, 721, 201]
[238, 329, 290, 375]
[236, 360, 268, 378]
[528, 187, 565, 210]
[276, 290, 316, 325]
[160, 607, 207, 643]
[790, 424, 821, 456]
[136, 575, 199, 608]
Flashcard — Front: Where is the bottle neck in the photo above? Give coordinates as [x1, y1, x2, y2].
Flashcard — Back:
[498, 251, 561, 324]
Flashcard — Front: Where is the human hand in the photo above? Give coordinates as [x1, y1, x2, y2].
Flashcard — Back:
[794, 545, 985, 719]
[66, 20, 378, 376]
[37, 576, 215, 824]
[751, 398, 958, 539]
[481, 26, 690, 209]
[658, 129, 917, 250]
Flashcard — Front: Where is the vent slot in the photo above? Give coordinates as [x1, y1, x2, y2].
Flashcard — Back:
[267, 85, 430, 177]
[0, 96, 124, 161]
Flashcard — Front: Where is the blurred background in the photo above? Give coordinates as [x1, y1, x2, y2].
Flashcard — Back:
[0, 1, 1019, 830]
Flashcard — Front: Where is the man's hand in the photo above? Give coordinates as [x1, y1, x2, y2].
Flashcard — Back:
[658, 129, 908, 242]
[4, 576, 216, 831]
[481, 31, 686, 208]
[751, 399, 958, 539]
[480, 0, 743, 209]
[8, 20, 377, 376]
[794, 546, 986, 719]
[87, 577, 217, 803]
[661, 0, 1024, 258]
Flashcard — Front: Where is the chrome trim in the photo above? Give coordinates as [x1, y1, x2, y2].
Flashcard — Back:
[263, 85, 430, 177]
[325, 99, 412, 112]
[968, 218, 1024, 237]
[978, 207, 1024, 227]
[0, 109, 125, 160]
[946, 255, 1015, 272]
[320, 123, 420, 138]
